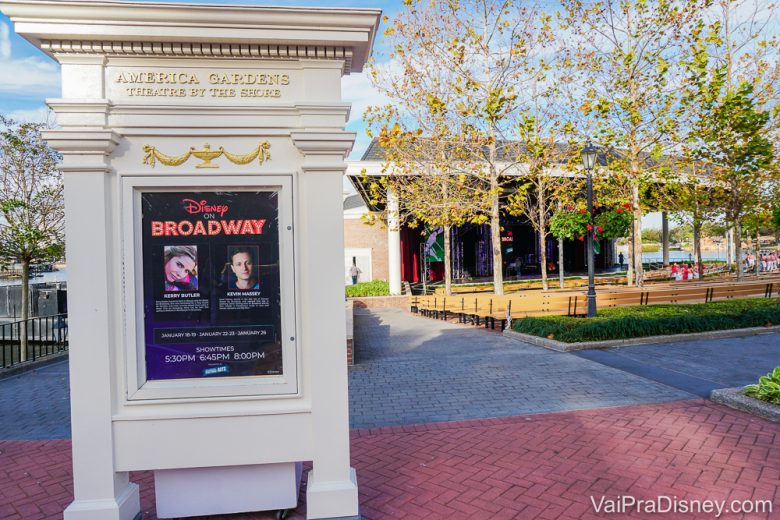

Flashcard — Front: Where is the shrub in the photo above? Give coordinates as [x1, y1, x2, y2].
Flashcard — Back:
[346, 280, 390, 297]
[593, 204, 633, 239]
[512, 297, 780, 343]
[744, 367, 780, 405]
[550, 203, 633, 242]
[549, 207, 591, 241]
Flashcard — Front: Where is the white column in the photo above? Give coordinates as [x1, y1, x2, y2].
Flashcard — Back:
[727, 226, 735, 265]
[293, 133, 359, 519]
[44, 130, 141, 520]
[387, 189, 402, 295]
[661, 212, 670, 267]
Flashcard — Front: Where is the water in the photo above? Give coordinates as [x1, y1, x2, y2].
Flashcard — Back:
[641, 252, 724, 263]
[0, 268, 68, 287]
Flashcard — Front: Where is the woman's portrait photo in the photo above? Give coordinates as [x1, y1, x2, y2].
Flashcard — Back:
[227, 246, 259, 290]
[163, 245, 198, 292]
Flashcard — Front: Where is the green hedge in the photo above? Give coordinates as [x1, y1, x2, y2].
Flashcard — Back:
[512, 297, 780, 343]
[345, 280, 390, 297]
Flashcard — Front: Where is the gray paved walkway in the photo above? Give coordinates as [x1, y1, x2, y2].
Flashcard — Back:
[582, 331, 780, 390]
[2, 309, 777, 438]
[0, 361, 70, 439]
[348, 308, 691, 428]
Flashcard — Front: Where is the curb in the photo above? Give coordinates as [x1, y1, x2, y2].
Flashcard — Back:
[710, 387, 780, 422]
[0, 351, 69, 381]
[503, 325, 780, 352]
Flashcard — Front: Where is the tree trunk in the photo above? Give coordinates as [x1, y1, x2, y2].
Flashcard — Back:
[558, 238, 565, 289]
[627, 226, 635, 287]
[490, 183, 504, 296]
[735, 221, 743, 280]
[726, 226, 734, 268]
[632, 183, 644, 287]
[662, 211, 670, 267]
[539, 197, 548, 291]
[755, 226, 761, 275]
[20, 259, 29, 363]
[444, 225, 452, 295]
[693, 218, 704, 279]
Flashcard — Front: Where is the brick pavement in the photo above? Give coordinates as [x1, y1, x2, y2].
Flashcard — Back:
[349, 309, 691, 428]
[1, 400, 778, 519]
[2, 308, 779, 518]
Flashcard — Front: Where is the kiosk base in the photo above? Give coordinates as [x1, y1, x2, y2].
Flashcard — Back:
[305, 467, 360, 519]
[154, 462, 303, 518]
[63, 481, 140, 520]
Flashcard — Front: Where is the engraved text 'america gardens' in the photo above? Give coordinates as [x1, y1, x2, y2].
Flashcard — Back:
[113, 70, 291, 99]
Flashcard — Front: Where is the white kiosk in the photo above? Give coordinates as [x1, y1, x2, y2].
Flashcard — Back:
[0, 1, 380, 518]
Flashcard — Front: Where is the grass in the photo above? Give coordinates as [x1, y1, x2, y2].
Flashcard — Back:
[346, 280, 390, 297]
[512, 297, 780, 343]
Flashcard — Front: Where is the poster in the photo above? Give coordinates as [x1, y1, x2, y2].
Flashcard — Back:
[140, 191, 282, 380]
[425, 227, 444, 262]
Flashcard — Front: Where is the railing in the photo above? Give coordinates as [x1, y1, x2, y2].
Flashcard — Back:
[0, 313, 68, 370]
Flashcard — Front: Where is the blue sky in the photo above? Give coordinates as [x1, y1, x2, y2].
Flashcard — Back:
[0, 0, 670, 226]
[0, 0, 399, 156]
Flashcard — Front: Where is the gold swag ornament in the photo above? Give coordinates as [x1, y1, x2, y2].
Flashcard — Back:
[143, 141, 271, 169]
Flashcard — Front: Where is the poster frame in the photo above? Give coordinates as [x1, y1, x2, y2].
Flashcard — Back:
[121, 175, 299, 401]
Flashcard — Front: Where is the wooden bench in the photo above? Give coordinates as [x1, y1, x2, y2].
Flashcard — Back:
[414, 278, 780, 329]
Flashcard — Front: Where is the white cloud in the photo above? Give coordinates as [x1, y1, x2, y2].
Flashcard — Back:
[0, 55, 60, 98]
[0, 22, 10, 59]
[5, 105, 56, 125]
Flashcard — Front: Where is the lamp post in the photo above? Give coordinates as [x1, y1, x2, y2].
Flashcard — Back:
[581, 140, 598, 318]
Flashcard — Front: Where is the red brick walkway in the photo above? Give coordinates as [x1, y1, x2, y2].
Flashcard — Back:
[1, 400, 777, 519]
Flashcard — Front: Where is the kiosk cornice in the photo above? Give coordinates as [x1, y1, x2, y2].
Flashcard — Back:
[1, 0, 381, 73]
[43, 129, 121, 173]
[292, 131, 355, 157]
[43, 129, 120, 152]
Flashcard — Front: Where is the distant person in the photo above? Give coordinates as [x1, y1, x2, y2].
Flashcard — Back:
[228, 247, 259, 290]
[513, 257, 523, 277]
[618, 252, 624, 270]
[349, 262, 361, 285]
[164, 245, 198, 291]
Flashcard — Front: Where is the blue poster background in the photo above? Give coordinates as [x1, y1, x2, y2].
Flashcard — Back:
[141, 191, 282, 380]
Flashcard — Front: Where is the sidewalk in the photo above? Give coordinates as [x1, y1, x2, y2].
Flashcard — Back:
[2, 400, 778, 519]
[1, 308, 778, 519]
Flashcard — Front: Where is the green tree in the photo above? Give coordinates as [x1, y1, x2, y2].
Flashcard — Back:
[0, 117, 64, 360]
[364, 158, 489, 295]
[701, 221, 727, 238]
[670, 224, 694, 244]
[561, 0, 706, 287]
[368, 0, 555, 295]
[661, 160, 721, 278]
[688, 84, 775, 278]
[642, 228, 662, 244]
[679, 0, 779, 279]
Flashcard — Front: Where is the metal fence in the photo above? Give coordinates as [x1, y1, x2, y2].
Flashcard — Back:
[0, 314, 68, 369]
[0, 283, 67, 318]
